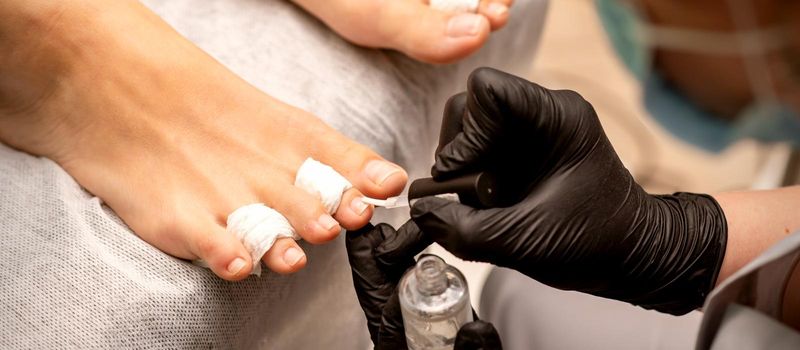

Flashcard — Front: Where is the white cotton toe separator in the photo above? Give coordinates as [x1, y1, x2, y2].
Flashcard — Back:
[223, 203, 298, 276]
[195, 158, 352, 275]
[429, 0, 480, 13]
[294, 157, 353, 214]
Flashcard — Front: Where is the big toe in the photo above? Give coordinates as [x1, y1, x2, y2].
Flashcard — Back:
[313, 141, 408, 200]
[380, 2, 491, 64]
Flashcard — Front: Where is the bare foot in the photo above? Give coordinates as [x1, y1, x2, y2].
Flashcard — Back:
[0, 1, 407, 280]
[292, 0, 514, 64]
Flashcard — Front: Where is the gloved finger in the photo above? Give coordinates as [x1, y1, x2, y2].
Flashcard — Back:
[454, 321, 503, 350]
[375, 220, 432, 276]
[437, 92, 468, 155]
[411, 197, 489, 260]
[376, 287, 408, 350]
[346, 223, 403, 342]
[432, 67, 511, 178]
[432, 67, 562, 178]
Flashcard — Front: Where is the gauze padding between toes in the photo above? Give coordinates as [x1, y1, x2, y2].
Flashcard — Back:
[216, 203, 298, 276]
[294, 157, 353, 215]
[195, 158, 352, 276]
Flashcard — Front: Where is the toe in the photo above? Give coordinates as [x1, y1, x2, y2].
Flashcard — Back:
[479, 0, 511, 30]
[259, 180, 342, 244]
[188, 223, 254, 281]
[262, 238, 307, 275]
[333, 188, 373, 230]
[293, 0, 490, 63]
[379, 0, 491, 64]
[359, 159, 408, 198]
[312, 135, 408, 200]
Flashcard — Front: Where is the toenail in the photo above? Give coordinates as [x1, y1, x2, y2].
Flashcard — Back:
[317, 214, 339, 231]
[365, 160, 402, 186]
[431, 0, 479, 13]
[283, 247, 305, 267]
[488, 3, 508, 17]
[227, 257, 248, 275]
[350, 197, 369, 216]
[447, 14, 483, 37]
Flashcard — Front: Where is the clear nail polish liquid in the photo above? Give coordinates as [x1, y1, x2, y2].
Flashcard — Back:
[399, 255, 473, 350]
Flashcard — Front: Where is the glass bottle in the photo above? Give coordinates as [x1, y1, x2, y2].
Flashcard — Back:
[399, 255, 472, 350]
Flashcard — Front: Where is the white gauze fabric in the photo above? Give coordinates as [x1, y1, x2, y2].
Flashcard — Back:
[198, 158, 352, 275]
[225, 203, 298, 275]
[430, 0, 480, 13]
[294, 157, 353, 214]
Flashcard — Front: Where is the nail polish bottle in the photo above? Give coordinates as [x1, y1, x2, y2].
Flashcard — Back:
[399, 255, 473, 350]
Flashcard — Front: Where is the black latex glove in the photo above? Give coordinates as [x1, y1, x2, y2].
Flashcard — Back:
[346, 222, 502, 350]
[411, 67, 728, 315]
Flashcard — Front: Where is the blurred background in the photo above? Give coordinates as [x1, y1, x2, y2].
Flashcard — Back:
[432, 0, 798, 311]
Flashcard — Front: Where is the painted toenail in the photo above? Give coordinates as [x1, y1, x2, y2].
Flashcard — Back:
[365, 160, 402, 186]
[227, 257, 248, 275]
[488, 3, 508, 17]
[283, 247, 305, 267]
[447, 14, 483, 37]
[318, 214, 339, 231]
[350, 197, 369, 216]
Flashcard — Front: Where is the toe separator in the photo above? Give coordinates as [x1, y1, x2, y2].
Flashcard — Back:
[195, 203, 296, 276]
[294, 157, 353, 215]
[194, 158, 350, 278]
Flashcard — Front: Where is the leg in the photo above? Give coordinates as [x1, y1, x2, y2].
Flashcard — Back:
[0, 0, 409, 280]
[0, 0, 548, 348]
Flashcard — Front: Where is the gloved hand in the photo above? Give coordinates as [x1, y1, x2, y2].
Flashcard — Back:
[411, 67, 728, 315]
[346, 222, 502, 350]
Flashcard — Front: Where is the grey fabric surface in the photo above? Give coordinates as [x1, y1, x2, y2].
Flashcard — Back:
[143, 0, 546, 182]
[0, 0, 548, 349]
[481, 268, 702, 350]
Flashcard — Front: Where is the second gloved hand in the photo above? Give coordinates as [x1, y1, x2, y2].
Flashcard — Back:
[346, 222, 502, 350]
[411, 68, 728, 315]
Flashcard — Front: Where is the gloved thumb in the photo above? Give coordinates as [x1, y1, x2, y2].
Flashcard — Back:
[410, 196, 485, 261]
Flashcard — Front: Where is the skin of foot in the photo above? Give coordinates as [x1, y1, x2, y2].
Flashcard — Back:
[292, 0, 514, 64]
[0, 0, 408, 281]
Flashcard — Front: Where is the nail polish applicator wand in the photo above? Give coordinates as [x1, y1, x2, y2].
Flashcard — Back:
[361, 171, 502, 209]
